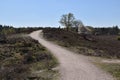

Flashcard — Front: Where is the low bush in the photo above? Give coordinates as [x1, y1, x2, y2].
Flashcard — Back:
[117, 36, 120, 41]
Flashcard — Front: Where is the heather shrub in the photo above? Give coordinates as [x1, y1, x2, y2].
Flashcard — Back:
[117, 36, 120, 41]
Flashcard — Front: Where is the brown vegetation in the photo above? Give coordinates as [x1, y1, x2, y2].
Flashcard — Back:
[0, 34, 58, 80]
[43, 28, 120, 58]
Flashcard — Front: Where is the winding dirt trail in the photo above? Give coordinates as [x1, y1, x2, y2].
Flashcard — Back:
[30, 30, 115, 80]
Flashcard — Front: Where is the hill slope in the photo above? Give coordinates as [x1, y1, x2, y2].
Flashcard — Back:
[43, 28, 120, 58]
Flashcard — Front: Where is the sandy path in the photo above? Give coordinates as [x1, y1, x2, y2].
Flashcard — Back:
[30, 30, 115, 80]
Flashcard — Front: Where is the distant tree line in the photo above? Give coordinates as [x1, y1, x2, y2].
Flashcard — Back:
[0, 24, 119, 36]
[0, 24, 43, 35]
[93, 26, 120, 35]
[0, 25, 15, 35]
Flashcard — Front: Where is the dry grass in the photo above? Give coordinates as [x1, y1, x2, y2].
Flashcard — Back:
[91, 57, 120, 80]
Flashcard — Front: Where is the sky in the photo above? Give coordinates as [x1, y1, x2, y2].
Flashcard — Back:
[0, 0, 120, 27]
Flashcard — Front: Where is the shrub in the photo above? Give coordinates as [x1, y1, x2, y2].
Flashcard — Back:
[23, 53, 36, 64]
[0, 64, 29, 80]
[117, 36, 120, 41]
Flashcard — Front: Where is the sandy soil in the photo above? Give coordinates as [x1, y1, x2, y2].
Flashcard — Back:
[30, 30, 115, 80]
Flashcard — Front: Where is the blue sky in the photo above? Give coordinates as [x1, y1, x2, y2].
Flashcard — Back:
[0, 0, 120, 27]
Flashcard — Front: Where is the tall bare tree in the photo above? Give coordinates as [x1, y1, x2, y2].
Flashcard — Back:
[59, 13, 75, 31]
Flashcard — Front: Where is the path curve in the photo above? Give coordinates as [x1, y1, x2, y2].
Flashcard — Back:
[30, 30, 115, 80]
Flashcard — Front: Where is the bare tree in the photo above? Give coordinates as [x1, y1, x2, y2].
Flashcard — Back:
[59, 13, 75, 31]
[73, 20, 84, 32]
